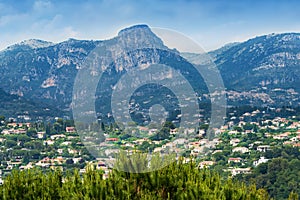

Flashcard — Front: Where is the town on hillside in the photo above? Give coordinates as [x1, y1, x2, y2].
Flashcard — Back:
[0, 106, 300, 183]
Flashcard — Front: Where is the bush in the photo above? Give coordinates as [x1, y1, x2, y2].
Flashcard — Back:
[0, 156, 273, 200]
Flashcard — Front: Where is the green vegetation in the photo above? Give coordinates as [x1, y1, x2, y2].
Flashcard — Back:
[0, 158, 271, 200]
[0, 89, 65, 120]
[236, 148, 300, 200]
[1, 108, 300, 199]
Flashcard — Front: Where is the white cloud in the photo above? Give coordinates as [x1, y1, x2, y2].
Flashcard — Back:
[0, 13, 28, 27]
[33, 0, 53, 12]
[63, 26, 79, 38]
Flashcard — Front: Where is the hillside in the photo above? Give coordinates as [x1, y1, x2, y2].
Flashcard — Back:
[1, 26, 300, 119]
[0, 88, 64, 120]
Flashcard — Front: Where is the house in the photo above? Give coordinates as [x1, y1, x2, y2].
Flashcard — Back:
[199, 129, 205, 136]
[170, 128, 178, 135]
[253, 157, 269, 167]
[199, 139, 209, 146]
[173, 138, 187, 145]
[7, 161, 22, 168]
[191, 147, 204, 156]
[138, 126, 149, 132]
[44, 140, 55, 145]
[153, 147, 163, 153]
[36, 157, 51, 167]
[162, 142, 174, 149]
[104, 149, 119, 156]
[134, 138, 150, 145]
[37, 131, 46, 139]
[105, 138, 119, 142]
[122, 143, 135, 148]
[61, 141, 72, 146]
[14, 129, 26, 134]
[273, 132, 291, 140]
[228, 157, 242, 163]
[67, 136, 77, 140]
[97, 161, 106, 168]
[232, 147, 249, 154]
[231, 168, 251, 176]
[290, 136, 299, 142]
[293, 143, 300, 147]
[68, 148, 78, 154]
[212, 138, 221, 145]
[1, 129, 10, 135]
[20, 162, 34, 170]
[184, 128, 195, 134]
[50, 134, 66, 140]
[256, 145, 271, 152]
[230, 138, 240, 146]
[284, 141, 293, 145]
[212, 150, 223, 154]
[188, 142, 200, 149]
[198, 161, 215, 169]
[6, 123, 18, 128]
[72, 157, 83, 164]
[149, 129, 158, 135]
[66, 127, 76, 133]
[57, 149, 63, 154]
[228, 130, 239, 135]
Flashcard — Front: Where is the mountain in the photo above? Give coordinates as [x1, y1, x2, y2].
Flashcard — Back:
[0, 25, 207, 122]
[0, 88, 64, 120]
[1, 25, 300, 120]
[182, 33, 300, 106]
[0, 38, 100, 113]
[6, 39, 55, 50]
[213, 33, 300, 106]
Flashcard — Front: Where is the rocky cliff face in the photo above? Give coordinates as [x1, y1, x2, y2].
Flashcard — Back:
[213, 33, 300, 106]
[1, 25, 300, 119]
[0, 25, 206, 121]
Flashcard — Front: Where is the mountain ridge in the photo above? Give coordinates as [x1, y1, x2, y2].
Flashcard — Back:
[1, 25, 300, 119]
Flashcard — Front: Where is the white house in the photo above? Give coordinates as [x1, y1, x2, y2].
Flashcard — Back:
[228, 157, 242, 163]
[231, 168, 251, 176]
[257, 145, 271, 152]
[230, 138, 240, 146]
[232, 147, 249, 154]
[198, 161, 215, 169]
[253, 157, 269, 167]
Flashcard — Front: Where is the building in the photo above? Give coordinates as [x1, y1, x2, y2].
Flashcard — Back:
[253, 157, 269, 167]
[66, 127, 76, 133]
[256, 145, 271, 152]
[230, 138, 240, 146]
[198, 161, 215, 169]
[232, 147, 249, 154]
[37, 131, 46, 139]
[105, 138, 119, 142]
[293, 143, 300, 147]
[50, 134, 66, 140]
[231, 168, 251, 176]
[228, 157, 242, 163]
[273, 132, 291, 140]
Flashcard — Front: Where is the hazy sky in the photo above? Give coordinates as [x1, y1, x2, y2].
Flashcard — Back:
[1, 0, 300, 51]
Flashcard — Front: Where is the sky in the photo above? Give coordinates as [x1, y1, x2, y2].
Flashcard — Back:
[1, 0, 300, 51]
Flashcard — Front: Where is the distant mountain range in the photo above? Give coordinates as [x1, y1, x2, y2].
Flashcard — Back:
[1, 25, 300, 120]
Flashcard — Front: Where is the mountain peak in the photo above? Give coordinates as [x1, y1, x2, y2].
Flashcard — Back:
[5, 39, 54, 51]
[18, 39, 54, 49]
[118, 24, 150, 36]
[116, 24, 167, 50]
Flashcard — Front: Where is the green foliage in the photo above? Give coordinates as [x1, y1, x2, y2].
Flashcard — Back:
[237, 157, 300, 199]
[0, 156, 273, 200]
